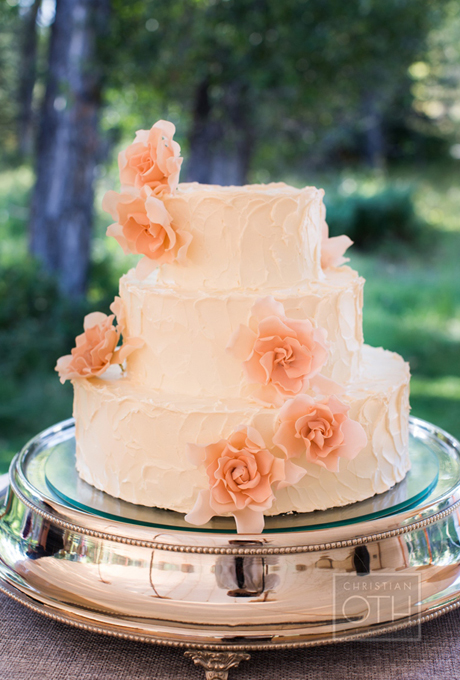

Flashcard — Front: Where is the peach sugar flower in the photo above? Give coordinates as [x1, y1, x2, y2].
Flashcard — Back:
[227, 296, 329, 407]
[103, 185, 192, 278]
[273, 394, 368, 472]
[185, 425, 306, 534]
[55, 307, 143, 384]
[320, 202, 353, 269]
[119, 119, 183, 195]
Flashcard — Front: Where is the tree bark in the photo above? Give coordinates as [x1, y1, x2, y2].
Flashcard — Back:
[17, 0, 41, 158]
[29, 0, 108, 297]
[362, 92, 386, 170]
[187, 79, 214, 184]
[187, 81, 253, 186]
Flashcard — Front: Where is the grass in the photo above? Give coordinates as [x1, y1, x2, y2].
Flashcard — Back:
[351, 244, 460, 438]
[0, 162, 459, 474]
[346, 164, 460, 438]
[0, 375, 73, 473]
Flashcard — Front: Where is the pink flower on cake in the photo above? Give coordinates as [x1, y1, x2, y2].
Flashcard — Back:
[119, 119, 182, 195]
[273, 394, 368, 472]
[320, 204, 353, 269]
[55, 311, 143, 383]
[227, 296, 329, 407]
[185, 425, 306, 534]
[103, 185, 192, 278]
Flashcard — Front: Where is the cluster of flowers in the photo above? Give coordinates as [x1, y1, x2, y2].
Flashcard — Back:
[185, 296, 367, 534]
[103, 120, 191, 279]
[55, 120, 184, 382]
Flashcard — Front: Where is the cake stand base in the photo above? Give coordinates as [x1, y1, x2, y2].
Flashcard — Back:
[1, 417, 460, 679]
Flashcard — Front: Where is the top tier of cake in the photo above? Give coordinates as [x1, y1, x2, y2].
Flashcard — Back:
[159, 182, 325, 291]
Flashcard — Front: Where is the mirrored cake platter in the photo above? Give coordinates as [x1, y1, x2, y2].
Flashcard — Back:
[1, 416, 460, 679]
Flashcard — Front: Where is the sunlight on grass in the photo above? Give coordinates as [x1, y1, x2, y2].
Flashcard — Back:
[415, 181, 460, 233]
[411, 376, 460, 400]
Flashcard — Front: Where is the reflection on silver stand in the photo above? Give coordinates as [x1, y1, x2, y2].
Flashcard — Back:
[1, 417, 460, 679]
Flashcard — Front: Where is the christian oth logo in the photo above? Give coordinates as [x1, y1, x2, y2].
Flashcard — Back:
[332, 572, 422, 640]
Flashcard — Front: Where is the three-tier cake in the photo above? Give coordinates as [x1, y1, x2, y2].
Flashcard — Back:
[56, 120, 410, 533]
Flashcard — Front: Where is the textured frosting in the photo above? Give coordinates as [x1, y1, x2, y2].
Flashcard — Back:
[158, 183, 325, 290]
[74, 346, 410, 516]
[72, 178, 411, 520]
[121, 266, 364, 396]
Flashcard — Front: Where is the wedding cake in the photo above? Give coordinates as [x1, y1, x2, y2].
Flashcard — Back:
[56, 120, 410, 533]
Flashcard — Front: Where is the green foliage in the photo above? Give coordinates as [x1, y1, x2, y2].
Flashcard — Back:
[0, 161, 120, 470]
[0, 3, 21, 159]
[0, 254, 119, 472]
[351, 235, 460, 441]
[100, 0, 449, 174]
[325, 186, 425, 251]
[0, 256, 119, 376]
[409, 0, 460, 140]
[0, 372, 73, 473]
[0, 259, 75, 468]
[0, 259, 73, 376]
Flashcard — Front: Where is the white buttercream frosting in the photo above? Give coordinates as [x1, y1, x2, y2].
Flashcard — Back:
[74, 346, 410, 515]
[158, 182, 325, 291]
[71, 179, 411, 519]
[121, 266, 364, 396]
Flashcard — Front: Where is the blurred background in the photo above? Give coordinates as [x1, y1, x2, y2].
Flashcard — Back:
[0, 0, 459, 473]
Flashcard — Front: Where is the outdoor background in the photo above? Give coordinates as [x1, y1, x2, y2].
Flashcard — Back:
[0, 0, 459, 474]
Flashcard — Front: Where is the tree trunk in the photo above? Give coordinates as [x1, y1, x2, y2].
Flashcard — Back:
[187, 79, 214, 184]
[29, 0, 108, 297]
[362, 93, 386, 170]
[17, 0, 41, 158]
[187, 81, 253, 186]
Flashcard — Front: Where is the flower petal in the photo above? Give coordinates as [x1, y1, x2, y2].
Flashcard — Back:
[185, 443, 208, 467]
[244, 354, 269, 385]
[278, 394, 316, 422]
[144, 193, 172, 226]
[322, 235, 353, 269]
[226, 325, 257, 361]
[310, 374, 346, 396]
[338, 417, 368, 460]
[242, 426, 267, 451]
[135, 256, 158, 279]
[281, 459, 307, 487]
[153, 119, 177, 139]
[185, 490, 215, 526]
[251, 384, 284, 407]
[273, 420, 305, 459]
[110, 296, 126, 333]
[111, 336, 144, 364]
[232, 507, 265, 534]
[55, 355, 73, 383]
[251, 296, 285, 322]
[176, 229, 193, 264]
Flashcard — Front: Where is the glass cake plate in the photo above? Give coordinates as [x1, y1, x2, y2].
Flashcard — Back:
[42, 424, 440, 532]
[1, 416, 460, 680]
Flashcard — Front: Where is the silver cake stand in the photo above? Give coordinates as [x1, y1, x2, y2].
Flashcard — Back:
[1, 417, 460, 680]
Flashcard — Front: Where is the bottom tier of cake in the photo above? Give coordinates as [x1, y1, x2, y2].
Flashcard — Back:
[73, 345, 410, 517]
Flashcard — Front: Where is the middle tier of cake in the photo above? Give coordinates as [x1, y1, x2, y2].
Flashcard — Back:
[73, 345, 410, 516]
[121, 266, 364, 397]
